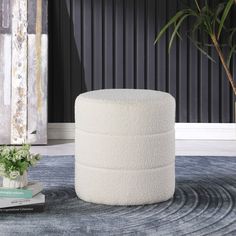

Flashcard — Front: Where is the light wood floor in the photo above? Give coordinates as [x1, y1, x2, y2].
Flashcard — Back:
[31, 140, 236, 157]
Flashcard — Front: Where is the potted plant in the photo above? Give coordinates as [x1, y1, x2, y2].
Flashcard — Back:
[155, 0, 236, 116]
[0, 144, 40, 188]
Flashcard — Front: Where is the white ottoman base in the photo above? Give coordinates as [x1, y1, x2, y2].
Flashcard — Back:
[75, 162, 175, 205]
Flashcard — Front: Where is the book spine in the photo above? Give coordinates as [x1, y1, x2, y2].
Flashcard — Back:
[0, 190, 32, 199]
[0, 204, 44, 213]
[0, 193, 45, 208]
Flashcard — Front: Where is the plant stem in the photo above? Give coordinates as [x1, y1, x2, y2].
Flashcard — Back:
[195, 0, 201, 12]
[211, 35, 236, 96]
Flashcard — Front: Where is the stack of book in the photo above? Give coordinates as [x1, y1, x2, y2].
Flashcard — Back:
[0, 182, 45, 213]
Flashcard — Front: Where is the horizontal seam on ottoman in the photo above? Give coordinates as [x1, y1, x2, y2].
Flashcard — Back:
[75, 128, 175, 137]
[75, 161, 175, 171]
[77, 97, 175, 106]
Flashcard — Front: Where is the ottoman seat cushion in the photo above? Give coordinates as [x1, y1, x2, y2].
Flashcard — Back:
[75, 89, 175, 135]
[75, 89, 176, 205]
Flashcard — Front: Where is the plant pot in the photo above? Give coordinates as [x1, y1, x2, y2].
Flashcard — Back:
[2, 172, 28, 188]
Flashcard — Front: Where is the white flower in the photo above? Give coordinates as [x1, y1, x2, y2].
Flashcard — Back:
[30, 158, 37, 166]
[27, 154, 33, 161]
[0, 164, 5, 171]
[9, 171, 20, 179]
[16, 149, 28, 160]
[0, 164, 5, 176]
[13, 153, 23, 162]
[2, 148, 11, 158]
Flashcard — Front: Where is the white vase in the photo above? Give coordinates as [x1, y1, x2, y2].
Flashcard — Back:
[2, 172, 28, 189]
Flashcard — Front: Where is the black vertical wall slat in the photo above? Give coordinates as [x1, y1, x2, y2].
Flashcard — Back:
[104, 0, 113, 89]
[189, 41, 198, 122]
[233, 56, 236, 122]
[200, 46, 209, 122]
[179, 13, 188, 122]
[223, 7, 233, 122]
[49, 0, 236, 123]
[83, 0, 93, 91]
[71, 0, 83, 119]
[221, 57, 231, 123]
[156, 0, 166, 91]
[61, 0, 71, 122]
[188, 0, 199, 123]
[168, 0, 177, 103]
[136, 0, 145, 89]
[125, 0, 135, 89]
[232, 6, 236, 122]
[208, 0, 220, 123]
[93, 0, 103, 90]
[115, 0, 124, 88]
[221, 10, 233, 123]
[211, 50, 220, 122]
[146, 0, 156, 90]
[48, 0, 64, 122]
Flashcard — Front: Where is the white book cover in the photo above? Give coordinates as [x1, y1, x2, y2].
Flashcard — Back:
[0, 193, 45, 208]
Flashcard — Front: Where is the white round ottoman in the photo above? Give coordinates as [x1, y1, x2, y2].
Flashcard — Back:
[75, 89, 175, 205]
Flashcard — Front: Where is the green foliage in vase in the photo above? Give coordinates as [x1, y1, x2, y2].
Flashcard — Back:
[0, 145, 41, 180]
[155, 0, 236, 95]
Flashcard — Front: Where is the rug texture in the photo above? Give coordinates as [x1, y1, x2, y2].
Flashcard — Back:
[0, 156, 236, 236]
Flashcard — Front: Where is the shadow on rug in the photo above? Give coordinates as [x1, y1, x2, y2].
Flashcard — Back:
[0, 156, 236, 236]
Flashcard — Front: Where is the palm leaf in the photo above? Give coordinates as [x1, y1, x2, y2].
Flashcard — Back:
[168, 14, 192, 52]
[200, 6, 214, 34]
[213, 3, 225, 32]
[192, 17, 203, 34]
[189, 36, 216, 62]
[226, 45, 236, 67]
[217, 0, 234, 39]
[173, 21, 183, 40]
[194, 0, 201, 12]
[154, 10, 188, 44]
[214, 3, 225, 18]
[228, 28, 236, 47]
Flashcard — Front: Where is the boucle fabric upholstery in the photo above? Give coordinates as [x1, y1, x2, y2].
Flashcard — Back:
[76, 129, 175, 169]
[75, 89, 175, 135]
[75, 89, 175, 205]
[75, 162, 175, 205]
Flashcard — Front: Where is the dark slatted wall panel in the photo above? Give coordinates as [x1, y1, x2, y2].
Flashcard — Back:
[48, 0, 236, 123]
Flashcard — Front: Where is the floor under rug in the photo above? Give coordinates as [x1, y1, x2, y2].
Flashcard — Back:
[0, 156, 236, 236]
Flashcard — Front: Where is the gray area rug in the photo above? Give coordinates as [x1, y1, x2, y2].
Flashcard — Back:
[0, 156, 236, 236]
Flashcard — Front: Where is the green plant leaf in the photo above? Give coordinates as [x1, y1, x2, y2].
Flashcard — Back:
[227, 45, 236, 67]
[200, 6, 214, 34]
[194, 0, 201, 12]
[213, 3, 225, 32]
[189, 36, 216, 63]
[215, 3, 225, 18]
[154, 10, 188, 44]
[192, 17, 203, 34]
[168, 14, 192, 52]
[228, 28, 236, 47]
[217, 0, 234, 39]
[173, 21, 183, 40]
[0, 145, 41, 178]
